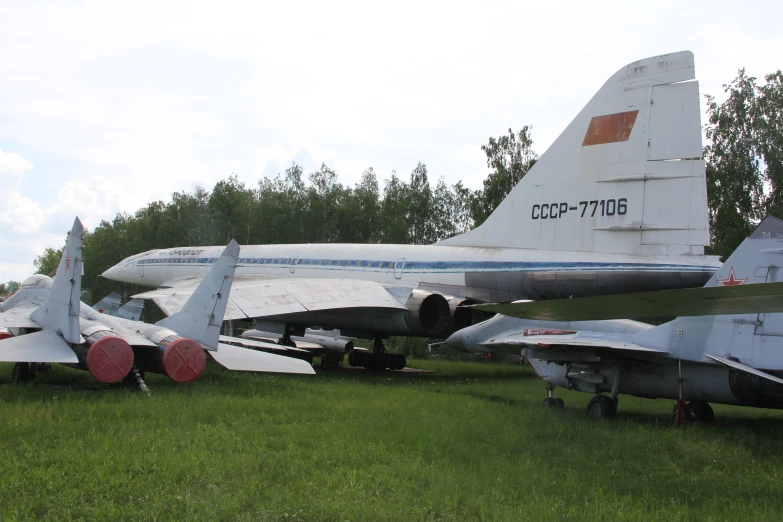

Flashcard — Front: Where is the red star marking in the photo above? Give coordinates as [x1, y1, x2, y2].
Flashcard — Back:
[717, 266, 747, 286]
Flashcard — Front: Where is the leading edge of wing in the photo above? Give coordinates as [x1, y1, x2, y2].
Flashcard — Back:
[481, 332, 664, 353]
[706, 354, 783, 386]
[471, 281, 783, 322]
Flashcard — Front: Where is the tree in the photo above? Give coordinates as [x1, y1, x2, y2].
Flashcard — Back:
[1, 281, 22, 296]
[34, 247, 62, 275]
[470, 126, 537, 226]
[704, 69, 783, 259]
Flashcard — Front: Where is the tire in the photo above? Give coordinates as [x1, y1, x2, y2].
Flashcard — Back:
[12, 362, 32, 384]
[542, 397, 557, 408]
[554, 398, 565, 408]
[587, 395, 616, 419]
[347, 351, 363, 367]
[689, 401, 715, 423]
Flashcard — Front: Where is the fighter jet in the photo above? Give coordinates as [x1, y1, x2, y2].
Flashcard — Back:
[103, 51, 721, 370]
[0, 218, 314, 386]
[92, 292, 145, 321]
[445, 217, 783, 423]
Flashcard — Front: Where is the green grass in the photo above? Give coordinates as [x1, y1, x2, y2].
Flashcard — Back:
[2, 359, 783, 521]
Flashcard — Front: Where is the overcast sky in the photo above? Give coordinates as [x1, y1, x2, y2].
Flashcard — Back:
[1, 0, 781, 283]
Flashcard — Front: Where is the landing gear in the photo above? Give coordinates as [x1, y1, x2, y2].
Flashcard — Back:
[347, 338, 406, 371]
[11, 362, 34, 384]
[542, 383, 564, 408]
[276, 326, 298, 348]
[320, 352, 344, 369]
[689, 401, 714, 423]
[587, 395, 617, 419]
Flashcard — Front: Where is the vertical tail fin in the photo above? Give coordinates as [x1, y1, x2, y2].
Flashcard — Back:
[440, 51, 708, 256]
[30, 217, 84, 343]
[93, 292, 122, 315]
[704, 216, 783, 287]
[156, 240, 239, 349]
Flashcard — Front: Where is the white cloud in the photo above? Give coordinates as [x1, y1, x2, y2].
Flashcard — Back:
[1, 0, 783, 283]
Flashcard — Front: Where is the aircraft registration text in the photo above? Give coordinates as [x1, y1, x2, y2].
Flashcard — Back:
[531, 199, 628, 220]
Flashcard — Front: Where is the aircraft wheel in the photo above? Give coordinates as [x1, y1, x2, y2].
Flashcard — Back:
[542, 397, 557, 408]
[391, 354, 406, 370]
[689, 401, 715, 423]
[348, 351, 363, 367]
[587, 395, 616, 419]
[554, 398, 565, 408]
[12, 362, 33, 384]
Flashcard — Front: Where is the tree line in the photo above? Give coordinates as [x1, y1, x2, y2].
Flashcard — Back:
[22, 68, 783, 303]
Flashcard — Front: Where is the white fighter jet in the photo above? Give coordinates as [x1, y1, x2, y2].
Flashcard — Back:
[0, 218, 313, 386]
[446, 217, 783, 423]
[103, 51, 721, 370]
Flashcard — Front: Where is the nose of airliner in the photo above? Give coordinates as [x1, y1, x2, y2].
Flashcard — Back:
[101, 264, 121, 280]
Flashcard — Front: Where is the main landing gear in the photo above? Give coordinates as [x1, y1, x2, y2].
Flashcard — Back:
[347, 337, 406, 371]
[12, 362, 39, 384]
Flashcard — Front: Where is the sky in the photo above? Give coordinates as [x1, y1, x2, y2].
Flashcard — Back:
[1, 0, 781, 283]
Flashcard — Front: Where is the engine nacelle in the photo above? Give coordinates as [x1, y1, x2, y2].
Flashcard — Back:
[445, 296, 490, 334]
[78, 325, 134, 383]
[405, 290, 450, 336]
[0, 327, 13, 340]
[142, 328, 206, 383]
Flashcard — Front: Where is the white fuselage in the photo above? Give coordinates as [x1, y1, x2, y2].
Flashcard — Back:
[105, 243, 721, 303]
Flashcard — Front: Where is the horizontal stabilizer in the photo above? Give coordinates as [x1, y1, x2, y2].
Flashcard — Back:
[706, 355, 783, 386]
[472, 281, 783, 322]
[482, 332, 663, 353]
[211, 343, 315, 374]
[219, 335, 311, 354]
[0, 330, 78, 363]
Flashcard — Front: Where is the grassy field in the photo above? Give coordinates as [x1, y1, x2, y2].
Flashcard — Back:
[2, 359, 783, 521]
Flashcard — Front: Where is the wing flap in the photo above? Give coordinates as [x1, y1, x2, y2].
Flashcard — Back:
[472, 281, 783, 322]
[0, 330, 79, 363]
[211, 343, 315, 374]
[706, 355, 783, 386]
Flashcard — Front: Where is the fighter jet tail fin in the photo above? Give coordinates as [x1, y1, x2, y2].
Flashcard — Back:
[439, 51, 709, 257]
[156, 240, 239, 350]
[93, 292, 122, 315]
[30, 218, 84, 344]
[705, 216, 783, 287]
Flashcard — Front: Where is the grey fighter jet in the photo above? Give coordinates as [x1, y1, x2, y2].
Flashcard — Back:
[446, 217, 783, 422]
[0, 218, 313, 386]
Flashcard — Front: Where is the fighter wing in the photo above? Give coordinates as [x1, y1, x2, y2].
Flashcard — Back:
[706, 355, 783, 386]
[0, 330, 79, 363]
[481, 331, 665, 356]
[0, 303, 41, 329]
[219, 335, 312, 355]
[210, 343, 315, 375]
[472, 281, 783, 322]
[134, 277, 407, 320]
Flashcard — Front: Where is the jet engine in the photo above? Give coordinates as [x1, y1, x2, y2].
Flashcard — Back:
[404, 289, 450, 336]
[138, 328, 206, 383]
[76, 325, 135, 383]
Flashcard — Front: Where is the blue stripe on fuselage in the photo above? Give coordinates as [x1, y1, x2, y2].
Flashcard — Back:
[137, 257, 718, 273]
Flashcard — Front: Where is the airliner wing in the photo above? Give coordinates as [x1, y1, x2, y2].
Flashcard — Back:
[133, 277, 407, 319]
[472, 281, 783, 322]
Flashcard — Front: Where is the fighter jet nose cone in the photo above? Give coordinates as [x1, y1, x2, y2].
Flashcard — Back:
[445, 329, 466, 352]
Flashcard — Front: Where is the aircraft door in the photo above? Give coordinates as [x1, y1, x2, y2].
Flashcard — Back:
[394, 258, 406, 280]
[137, 261, 144, 279]
[290, 258, 298, 274]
